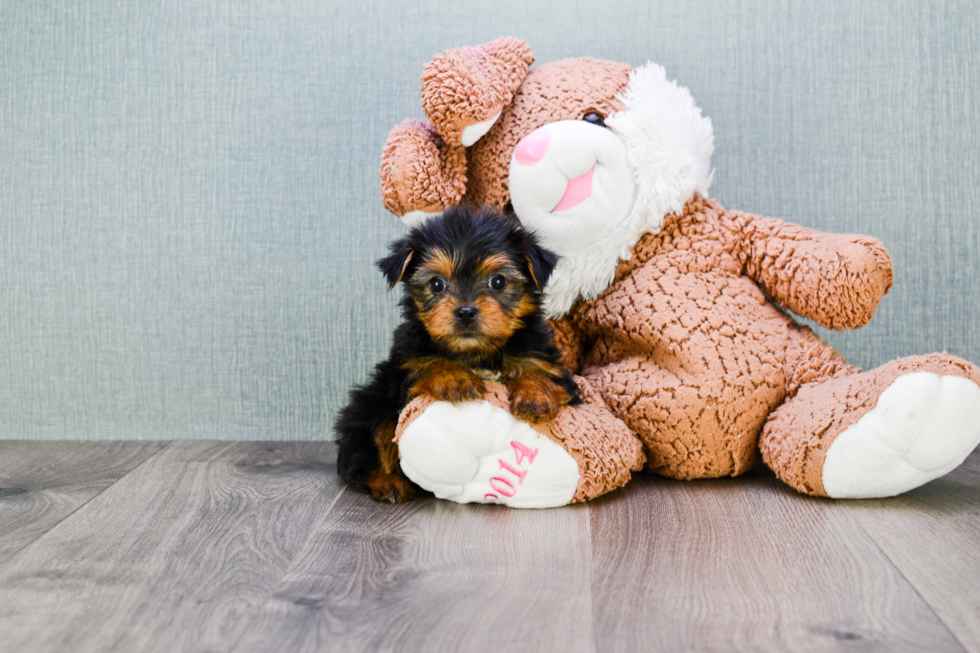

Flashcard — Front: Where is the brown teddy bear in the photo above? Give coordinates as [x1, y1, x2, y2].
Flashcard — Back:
[379, 37, 980, 508]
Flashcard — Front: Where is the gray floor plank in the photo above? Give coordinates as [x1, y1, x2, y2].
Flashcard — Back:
[0, 441, 166, 565]
[590, 470, 965, 653]
[230, 491, 595, 653]
[0, 441, 342, 653]
[844, 451, 980, 653]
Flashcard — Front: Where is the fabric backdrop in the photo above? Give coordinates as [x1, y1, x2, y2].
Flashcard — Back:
[1, 0, 977, 440]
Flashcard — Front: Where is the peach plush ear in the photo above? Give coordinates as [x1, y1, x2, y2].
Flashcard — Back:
[380, 118, 467, 224]
[421, 37, 534, 148]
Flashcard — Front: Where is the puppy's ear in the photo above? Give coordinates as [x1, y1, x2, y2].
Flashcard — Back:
[523, 242, 558, 291]
[377, 240, 415, 289]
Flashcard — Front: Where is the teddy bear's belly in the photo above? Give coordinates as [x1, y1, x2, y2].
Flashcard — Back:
[580, 269, 797, 479]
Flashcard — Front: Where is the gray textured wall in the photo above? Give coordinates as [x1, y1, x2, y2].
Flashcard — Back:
[1, 0, 978, 440]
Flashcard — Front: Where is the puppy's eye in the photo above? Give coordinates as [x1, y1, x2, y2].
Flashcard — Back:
[489, 275, 506, 291]
[428, 277, 446, 294]
[583, 112, 605, 127]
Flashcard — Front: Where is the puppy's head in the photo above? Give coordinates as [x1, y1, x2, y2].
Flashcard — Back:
[378, 205, 557, 357]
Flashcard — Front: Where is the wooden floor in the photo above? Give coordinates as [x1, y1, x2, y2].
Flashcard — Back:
[0, 442, 978, 653]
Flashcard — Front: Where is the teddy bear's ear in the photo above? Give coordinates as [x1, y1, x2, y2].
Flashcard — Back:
[421, 37, 534, 148]
[380, 118, 467, 223]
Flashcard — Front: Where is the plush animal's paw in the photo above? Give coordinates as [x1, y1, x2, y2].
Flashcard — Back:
[397, 399, 580, 508]
[380, 118, 466, 224]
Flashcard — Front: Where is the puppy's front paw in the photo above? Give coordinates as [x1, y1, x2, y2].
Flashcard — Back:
[508, 374, 568, 423]
[366, 471, 416, 503]
[511, 391, 559, 423]
[412, 369, 486, 403]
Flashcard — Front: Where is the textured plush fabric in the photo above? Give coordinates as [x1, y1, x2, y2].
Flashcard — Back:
[421, 37, 534, 148]
[380, 119, 467, 216]
[569, 197, 881, 480]
[565, 197, 980, 489]
[1, 0, 978, 440]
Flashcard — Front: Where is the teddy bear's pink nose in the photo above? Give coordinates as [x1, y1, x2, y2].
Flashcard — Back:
[513, 132, 551, 166]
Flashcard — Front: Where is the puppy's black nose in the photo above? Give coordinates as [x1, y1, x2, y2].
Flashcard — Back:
[454, 305, 478, 324]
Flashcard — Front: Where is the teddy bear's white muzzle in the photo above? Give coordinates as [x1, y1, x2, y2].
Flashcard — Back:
[508, 120, 637, 254]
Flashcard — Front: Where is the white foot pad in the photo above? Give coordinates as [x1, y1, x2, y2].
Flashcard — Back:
[823, 372, 980, 498]
[398, 400, 580, 508]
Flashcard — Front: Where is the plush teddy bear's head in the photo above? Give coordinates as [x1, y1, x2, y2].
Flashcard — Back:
[381, 37, 715, 316]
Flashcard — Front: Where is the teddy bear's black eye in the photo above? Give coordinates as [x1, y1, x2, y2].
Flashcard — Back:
[489, 275, 506, 291]
[429, 277, 446, 293]
[583, 112, 605, 127]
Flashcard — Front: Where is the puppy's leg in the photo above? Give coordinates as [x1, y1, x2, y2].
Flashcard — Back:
[405, 358, 485, 403]
[365, 422, 415, 503]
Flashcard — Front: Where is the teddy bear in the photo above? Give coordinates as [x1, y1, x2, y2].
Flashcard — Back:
[377, 37, 980, 508]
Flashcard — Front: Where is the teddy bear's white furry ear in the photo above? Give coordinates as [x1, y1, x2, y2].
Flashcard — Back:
[607, 62, 715, 225]
[421, 37, 534, 148]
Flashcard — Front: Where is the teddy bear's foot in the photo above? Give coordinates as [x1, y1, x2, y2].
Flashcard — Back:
[397, 398, 581, 508]
[394, 380, 645, 508]
[761, 354, 980, 498]
[821, 371, 980, 498]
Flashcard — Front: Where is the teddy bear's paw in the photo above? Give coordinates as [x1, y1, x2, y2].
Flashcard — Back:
[822, 372, 980, 498]
[397, 399, 580, 508]
[380, 118, 466, 224]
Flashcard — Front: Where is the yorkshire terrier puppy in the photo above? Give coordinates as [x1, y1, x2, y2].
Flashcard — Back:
[335, 205, 580, 503]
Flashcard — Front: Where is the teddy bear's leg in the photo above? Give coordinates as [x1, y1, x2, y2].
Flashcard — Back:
[584, 359, 773, 480]
[394, 379, 644, 508]
[761, 352, 980, 498]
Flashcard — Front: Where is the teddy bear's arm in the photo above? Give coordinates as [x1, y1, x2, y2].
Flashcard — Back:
[380, 118, 467, 218]
[548, 316, 587, 374]
[724, 211, 894, 331]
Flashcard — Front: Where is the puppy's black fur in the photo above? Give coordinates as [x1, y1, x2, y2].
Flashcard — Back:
[334, 205, 579, 502]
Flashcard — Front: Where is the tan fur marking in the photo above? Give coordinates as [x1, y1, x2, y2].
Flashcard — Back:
[374, 422, 399, 474]
[418, 295, 460, 344]
[524, 253, 541, 289]
[404, 357, 486, 403]
[477, 253, 511, 277]
[473, 295, 516, 342]
[501, 355, 566, 380]
[389, 250, 413, 289]
[422, 249, 456, 279]
[365, 422, 415, 503]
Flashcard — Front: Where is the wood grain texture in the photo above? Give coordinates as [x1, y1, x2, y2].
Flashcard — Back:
[590, 470, 965, 653]
[230, 490, 594, 653]
[0, 441, 166, 565]
[1, 442, 979, 653]
[0, 442, 343, 653]
[844, 450, 980, 652]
